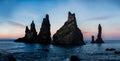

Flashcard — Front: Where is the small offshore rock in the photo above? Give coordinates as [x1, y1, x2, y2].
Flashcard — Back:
[6, 55, 16, 61]
[105, 48, 116, 51]
[114, 51, 120, 54]
[70, 55, 80, 61]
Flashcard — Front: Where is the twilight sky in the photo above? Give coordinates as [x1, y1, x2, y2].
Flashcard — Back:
[0, 0, 120, 40]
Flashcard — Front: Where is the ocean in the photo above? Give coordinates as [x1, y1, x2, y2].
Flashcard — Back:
[0, 40, 120, 61]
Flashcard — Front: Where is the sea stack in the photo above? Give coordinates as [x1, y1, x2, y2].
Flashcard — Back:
[15, 21, 37, 43]
[53, 12, 85, 45]
[91, 35, 95, 43]
[95, 24, 104, 43]
[38, 14, 51, 44]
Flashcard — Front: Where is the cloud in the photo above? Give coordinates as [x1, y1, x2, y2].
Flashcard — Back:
[0, 20, 25, 29]
[84, 14, 117, 21]
[6, 21, 25, 28]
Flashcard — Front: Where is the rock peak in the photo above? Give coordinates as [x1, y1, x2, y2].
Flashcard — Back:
[98, 23, 100, 26]
[31, 20, 35, 26]
[98, 24, 101, 29]
[30, 21, 36, 32]
[25, 26, 30, 33]
[68, 12, 76, 22]
[66, 12, 77, 27]
[46, 14, 49, 19]
[68, 11, 72, 15]
[32, 20, 34, 23]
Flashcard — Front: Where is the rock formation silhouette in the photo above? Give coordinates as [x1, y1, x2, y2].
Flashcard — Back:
[15, 21, 37, 43]
[28, 21, 37, 42]
[38, 14, 51, 44]
[52, 12, 85, 45]
[94, 24, 104, 43]
[15, 15, 51, 44]
[91, 35, 95, 43]
[24, 26, 30, 38]
[15, 12, 85, 45]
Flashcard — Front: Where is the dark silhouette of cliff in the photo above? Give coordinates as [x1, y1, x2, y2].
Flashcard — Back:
[38, 14, 51, 44]
[94, 24, 104, 43]
[52, 12, 85, 45]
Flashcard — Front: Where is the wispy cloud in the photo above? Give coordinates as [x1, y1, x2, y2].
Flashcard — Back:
[6, 21, 25, 28]
[84, 14, 117, 21]
[0, 20, 25, 28]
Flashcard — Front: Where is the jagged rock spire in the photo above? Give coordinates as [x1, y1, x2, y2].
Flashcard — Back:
[53, 12, 85, 45]
[30, 20, 36, 32]
[38, 14, 51, 44]
[46, 14, 49, 20]
[24, 26, 30, 38]
[67, 11, 77, 27]
[25, 21, 37, 42]
[25, 26, 30, 33]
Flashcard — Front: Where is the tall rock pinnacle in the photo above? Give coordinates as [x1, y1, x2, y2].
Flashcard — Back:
[38, 14, 51, 44]
[53, 12, 85, 45]
[95, 24, 104, 43]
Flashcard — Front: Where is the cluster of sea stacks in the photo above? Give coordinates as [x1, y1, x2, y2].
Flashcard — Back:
[91, 24, 104, 43]
[15, 14, 51, 44]
[15, 12, 104, 45]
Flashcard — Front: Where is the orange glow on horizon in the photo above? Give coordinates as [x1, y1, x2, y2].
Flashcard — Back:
[0, 26, 120, 40]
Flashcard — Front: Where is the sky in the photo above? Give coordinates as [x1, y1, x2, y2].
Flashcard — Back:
[0, 0, 120, 40]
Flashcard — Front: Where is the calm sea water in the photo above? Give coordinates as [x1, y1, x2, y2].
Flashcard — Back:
[0, 40, 120, 61]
